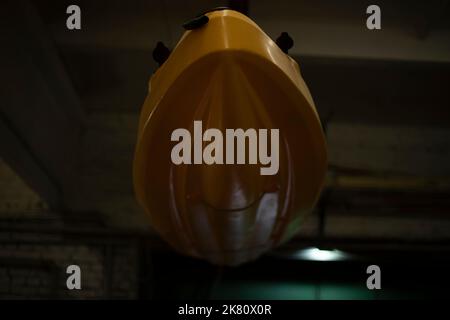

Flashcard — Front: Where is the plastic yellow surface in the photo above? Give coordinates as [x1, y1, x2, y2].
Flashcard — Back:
[133, 9, 327, 265]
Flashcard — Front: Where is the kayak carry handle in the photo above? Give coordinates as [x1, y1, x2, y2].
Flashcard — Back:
[276, 32, 294, 54]
[152, 41, 171, 67]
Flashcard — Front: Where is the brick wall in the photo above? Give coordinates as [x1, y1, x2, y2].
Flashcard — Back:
[0, 223, 140, 299]
[0, 158, 145, 299]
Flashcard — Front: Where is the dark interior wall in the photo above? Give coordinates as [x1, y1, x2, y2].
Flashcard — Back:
[0, 217, 139, 299]
[2, 216, 450, 300]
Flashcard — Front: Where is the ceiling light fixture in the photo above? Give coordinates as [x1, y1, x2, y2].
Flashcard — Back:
[294, 247, 350, 262]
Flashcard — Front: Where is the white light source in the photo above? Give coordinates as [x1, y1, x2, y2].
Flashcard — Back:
[294, 247, 349, 261]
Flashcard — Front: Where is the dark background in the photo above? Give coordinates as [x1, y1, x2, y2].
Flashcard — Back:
[1, 0, 450, 299]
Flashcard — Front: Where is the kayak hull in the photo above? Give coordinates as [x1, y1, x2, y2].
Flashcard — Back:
[133, 10, 327, 265]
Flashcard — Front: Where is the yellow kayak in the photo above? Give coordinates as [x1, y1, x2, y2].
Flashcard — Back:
[133, 9, 327, 265]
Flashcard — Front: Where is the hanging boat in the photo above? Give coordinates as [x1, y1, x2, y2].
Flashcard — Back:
[133, 8, 327, 266]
